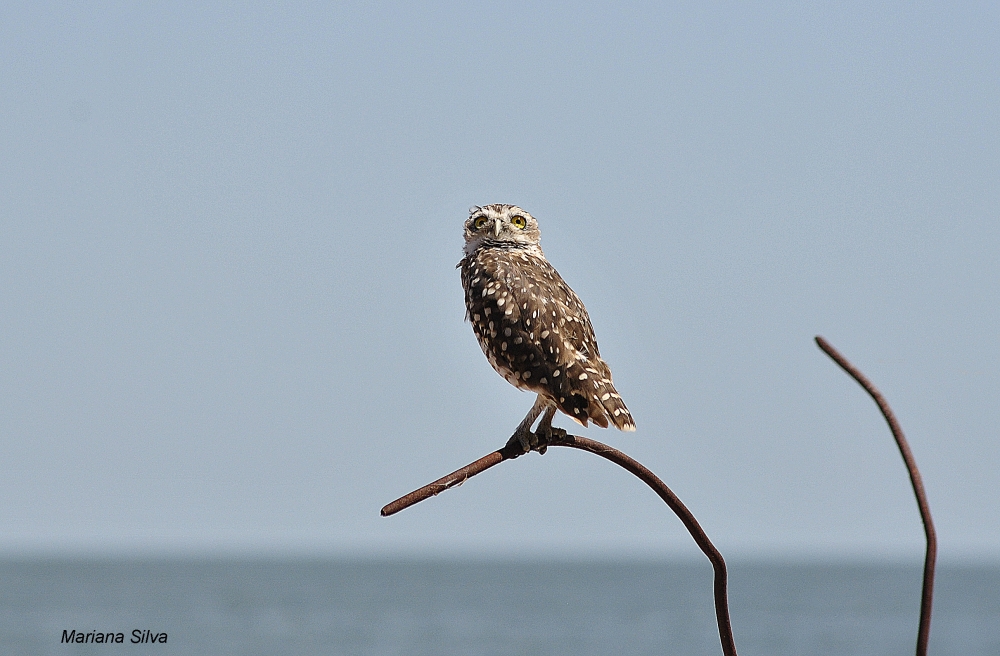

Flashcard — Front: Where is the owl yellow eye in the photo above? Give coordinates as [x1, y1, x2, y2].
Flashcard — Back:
[474, 216, 488, 229]
[510, 215, 527, 229]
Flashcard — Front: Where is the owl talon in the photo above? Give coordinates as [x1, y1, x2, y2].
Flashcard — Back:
[506, 428, 552, 456]
[503, 429, 534, 457]
[544, 426, 568, 442]
[505, 422, 565, 456]
[534, 424, 565, 455]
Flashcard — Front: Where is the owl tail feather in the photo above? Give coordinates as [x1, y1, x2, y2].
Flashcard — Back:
[557, 380, 635, 432]
[598, 387, 636, 432]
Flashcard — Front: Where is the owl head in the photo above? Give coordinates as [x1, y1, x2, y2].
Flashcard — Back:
[463, 204, 542, 255]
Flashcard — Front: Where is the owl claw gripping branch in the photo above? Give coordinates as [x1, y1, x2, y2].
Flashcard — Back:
[459, 204, 635, 455]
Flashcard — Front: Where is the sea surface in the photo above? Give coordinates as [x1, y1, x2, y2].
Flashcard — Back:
[0, 559, 996, 655]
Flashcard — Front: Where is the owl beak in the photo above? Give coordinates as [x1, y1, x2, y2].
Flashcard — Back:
[493, 218, 502, 237]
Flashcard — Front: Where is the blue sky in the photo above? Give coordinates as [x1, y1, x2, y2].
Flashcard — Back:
[1, 1, 997, 560]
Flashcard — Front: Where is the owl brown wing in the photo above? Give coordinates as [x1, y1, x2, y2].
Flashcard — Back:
[461, 249, 634, 430]
[460, 250, 551, 389]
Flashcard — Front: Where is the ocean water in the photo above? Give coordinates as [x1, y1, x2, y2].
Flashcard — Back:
[0, 559, 996, 655]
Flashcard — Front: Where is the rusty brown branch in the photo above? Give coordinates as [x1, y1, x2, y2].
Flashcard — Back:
[381, 432, 738, 656]
[815, 336, 936, 656]
[380, 440, 524, 517]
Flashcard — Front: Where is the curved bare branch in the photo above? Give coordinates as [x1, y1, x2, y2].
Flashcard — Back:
[382, 433, 738, 656]
[815, 335, 936, 656]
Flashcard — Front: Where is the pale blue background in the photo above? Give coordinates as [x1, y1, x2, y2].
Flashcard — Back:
[1, 1, 997, 560]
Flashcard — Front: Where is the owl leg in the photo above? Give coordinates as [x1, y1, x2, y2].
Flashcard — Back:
[533, 405, 567, 455]
[509, 394, 552, 455]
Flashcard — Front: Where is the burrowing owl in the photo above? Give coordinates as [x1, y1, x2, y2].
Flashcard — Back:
[459, 204, 635, 451]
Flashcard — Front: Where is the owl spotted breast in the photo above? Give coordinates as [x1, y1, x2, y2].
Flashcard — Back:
[459, 204, 635, 448]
